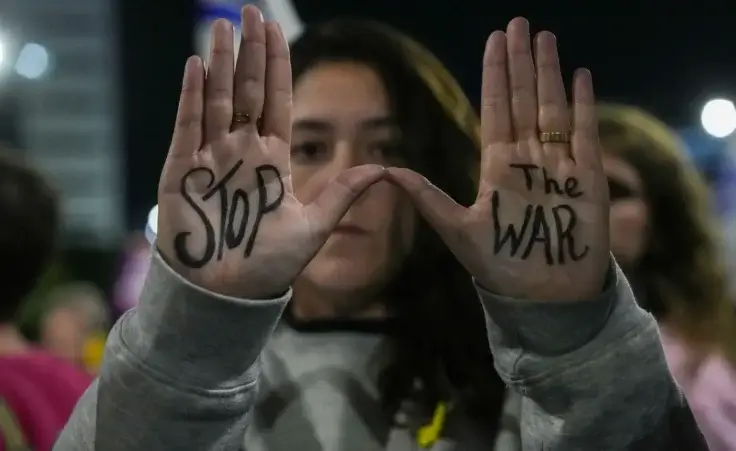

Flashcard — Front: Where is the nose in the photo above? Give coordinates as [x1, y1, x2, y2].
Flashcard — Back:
[327, 141, 377, 207]
[331, 140, 367, 171]
[294, 140, 380, 207]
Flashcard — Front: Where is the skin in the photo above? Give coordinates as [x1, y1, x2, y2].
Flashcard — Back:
[40, 307, 86, 366]
[602, 153, 649, 268]
[287, 64, 646, 319]
[290, 62, 417, 319]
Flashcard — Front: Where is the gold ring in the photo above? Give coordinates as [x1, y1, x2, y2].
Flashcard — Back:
[539, 131, 571, 144]
[232, 112, 263, 131]
[233, 111, 253, 124]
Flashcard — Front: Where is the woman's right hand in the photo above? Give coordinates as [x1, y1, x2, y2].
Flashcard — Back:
[157, 6, 385, 299]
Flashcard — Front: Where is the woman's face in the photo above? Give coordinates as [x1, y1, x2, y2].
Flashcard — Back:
[602, 153, 649, 268]
[291, 61, 416, 300]
[40, 307, 85, 365]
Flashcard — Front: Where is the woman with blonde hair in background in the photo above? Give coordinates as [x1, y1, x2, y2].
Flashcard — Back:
[599, 103, 736, 450]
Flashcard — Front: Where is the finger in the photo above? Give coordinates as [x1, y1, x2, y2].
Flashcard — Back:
[506, 17, 537, 140]
[571, 68, 600, 168]
[170, 56, 205, 157]
[304, 165, 387, 238]
[261, 22, 292, 143]
[204, 19, 235, 143]
[385, 167, 465, 234]
[480, 31, 512, 172]
[535, 31, 570, 161]
[233, 6, 267, 132]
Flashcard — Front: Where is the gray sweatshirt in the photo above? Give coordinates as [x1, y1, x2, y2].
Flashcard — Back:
[53, 253, 708, 450]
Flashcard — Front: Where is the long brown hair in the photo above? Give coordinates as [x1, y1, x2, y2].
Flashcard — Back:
[598, 104, 736, 366]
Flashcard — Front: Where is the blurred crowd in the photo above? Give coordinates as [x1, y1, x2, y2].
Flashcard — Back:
[1, 6, 736, 451]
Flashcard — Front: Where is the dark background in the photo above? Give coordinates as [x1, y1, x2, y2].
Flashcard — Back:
[121, 1, 736, 230]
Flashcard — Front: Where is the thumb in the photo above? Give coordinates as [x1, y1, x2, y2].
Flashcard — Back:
[386, 167, 465, 232]
[304, 164, 386, 237]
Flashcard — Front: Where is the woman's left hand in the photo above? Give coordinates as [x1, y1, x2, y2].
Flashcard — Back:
[388, 18, 610, 302]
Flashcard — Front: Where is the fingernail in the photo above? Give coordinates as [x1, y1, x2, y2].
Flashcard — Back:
[245, 5, 264, 23]
[187, 55, 200, 70]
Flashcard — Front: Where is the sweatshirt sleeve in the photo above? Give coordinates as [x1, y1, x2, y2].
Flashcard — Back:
[477, 258, 709, 450]
[53, 252, 290, 451]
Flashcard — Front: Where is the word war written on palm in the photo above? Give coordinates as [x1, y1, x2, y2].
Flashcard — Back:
[492, 163, 590, 265]
[174, 159, 285, 268]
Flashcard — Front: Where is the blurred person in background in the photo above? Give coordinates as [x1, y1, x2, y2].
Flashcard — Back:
[56, 7, 708, 451]
[0, 150, 92, 451]
[599, 104, 736, 451]
[40, 282, 110, 374]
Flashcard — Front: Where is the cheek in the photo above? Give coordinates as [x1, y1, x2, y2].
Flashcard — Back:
[609, 201, 648, 245]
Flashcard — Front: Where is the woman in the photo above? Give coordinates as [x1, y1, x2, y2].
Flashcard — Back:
[55, 6, 707, 451]
[599, 104, 736, 450]
[245, 17, 516, 450]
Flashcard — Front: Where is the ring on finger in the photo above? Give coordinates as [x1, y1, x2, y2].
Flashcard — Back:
[538, 131, 571, 144]
[233, 111, 263, 130]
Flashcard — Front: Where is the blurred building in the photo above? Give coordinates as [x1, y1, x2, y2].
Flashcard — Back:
[0, 0, 124, 247]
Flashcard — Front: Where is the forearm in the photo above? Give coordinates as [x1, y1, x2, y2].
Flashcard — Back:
[55, 253, 289, 451]
[478, 258, 708, 450]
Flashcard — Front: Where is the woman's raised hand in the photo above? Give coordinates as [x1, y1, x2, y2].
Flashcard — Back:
[389, 18, 610, 301]
[156, 6, 385, 299]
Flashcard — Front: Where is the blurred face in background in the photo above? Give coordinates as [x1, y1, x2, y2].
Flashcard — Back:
[602, 153, 649, 268]
[40, 306, 85, 365]
[290, 61, 416, 315]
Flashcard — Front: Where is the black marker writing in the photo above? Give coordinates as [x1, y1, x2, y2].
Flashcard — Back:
[551, 204, 589, 263]
[491, 191, 589, 265]
[491, 161, 590, 265]
[520, 205, 554, 264]
[174, 161, 285, 268]
[509, 163, 582, 198]
[492, 197, 533, 257]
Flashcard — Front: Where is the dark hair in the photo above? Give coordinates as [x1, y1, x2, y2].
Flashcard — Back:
[598, 104, 736, 367]
[290, 21, 505, 425]
[0, 149, 59, 322]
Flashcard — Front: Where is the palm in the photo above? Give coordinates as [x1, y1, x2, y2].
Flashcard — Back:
[389, 19, 609, 302]
[157, 9, 384, 299]
[467, 139, 608, 299]
[159, 134, 311, 297]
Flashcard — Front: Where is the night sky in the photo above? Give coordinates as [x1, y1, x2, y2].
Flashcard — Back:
[121, 1, 736, 227]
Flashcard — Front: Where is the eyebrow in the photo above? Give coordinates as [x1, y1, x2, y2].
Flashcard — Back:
[292, 116, 396, 132]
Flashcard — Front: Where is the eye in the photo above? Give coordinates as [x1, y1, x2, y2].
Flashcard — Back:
[369, 141, 404, 163]
[291, 141, 329, 164]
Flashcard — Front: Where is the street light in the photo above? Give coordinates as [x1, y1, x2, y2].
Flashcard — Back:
[701, 98, 736, 139]
[14, 42, 49, 79]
